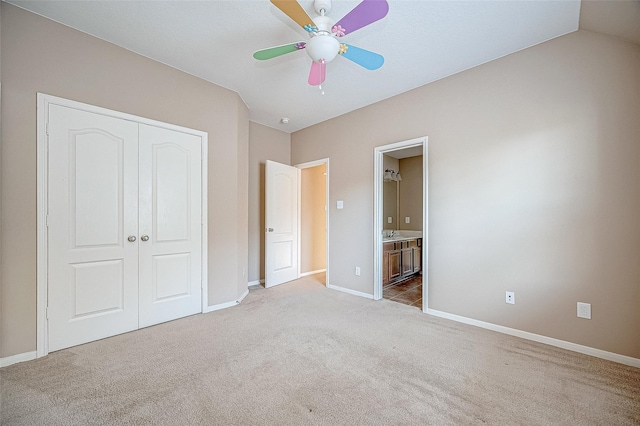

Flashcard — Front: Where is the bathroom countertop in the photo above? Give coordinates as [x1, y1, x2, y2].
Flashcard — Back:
[382, 236, 421, 243]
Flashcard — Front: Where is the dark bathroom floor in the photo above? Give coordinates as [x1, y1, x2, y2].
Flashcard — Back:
[383, 275, 422, 309]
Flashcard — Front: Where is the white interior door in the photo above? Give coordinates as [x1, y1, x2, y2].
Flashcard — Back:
[265, 160, 300, 287]
[47, 105, 139, 352]
[138, 124, 202, 327]
[46, 102, 204, 352]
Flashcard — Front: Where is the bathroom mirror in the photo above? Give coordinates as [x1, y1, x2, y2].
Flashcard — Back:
[383, 179, 398, 229]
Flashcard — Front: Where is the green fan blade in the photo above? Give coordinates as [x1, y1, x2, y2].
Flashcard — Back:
[253, 42, 306, 60]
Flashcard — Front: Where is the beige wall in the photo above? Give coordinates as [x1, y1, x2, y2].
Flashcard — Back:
[300, 164, 327, 274]
[0, 4, 249, 357]
[291, 30, 640, 359]
[398, 156, 423, 231]
[248, 122, 290, 283]
[236, 101, 250, 295]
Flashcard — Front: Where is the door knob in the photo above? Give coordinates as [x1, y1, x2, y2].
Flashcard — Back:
[141, 235, 149, 242]
[128, 235, 136, 242]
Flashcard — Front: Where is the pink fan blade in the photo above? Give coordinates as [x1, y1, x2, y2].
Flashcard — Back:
[334, 0, 389, 36]
[308, 60, 326, 86]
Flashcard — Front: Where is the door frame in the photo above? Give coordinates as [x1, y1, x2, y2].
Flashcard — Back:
[373, 137, 428, 311]
[294, 158, 330, 286]
[36, 93, 209, 357]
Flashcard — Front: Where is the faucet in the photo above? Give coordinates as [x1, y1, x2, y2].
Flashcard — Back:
[390, 230, 396, 237]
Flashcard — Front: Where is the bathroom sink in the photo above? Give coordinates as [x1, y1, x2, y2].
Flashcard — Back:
[382, 236, 412, 242]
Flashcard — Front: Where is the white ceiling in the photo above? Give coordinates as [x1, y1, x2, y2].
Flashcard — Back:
[8, 0, 581, 132]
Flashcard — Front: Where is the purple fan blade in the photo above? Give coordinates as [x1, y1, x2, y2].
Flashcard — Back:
[334, 0, 389, 36]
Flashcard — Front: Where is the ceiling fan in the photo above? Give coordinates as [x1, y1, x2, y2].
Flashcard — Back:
[254, 0, 389, 86]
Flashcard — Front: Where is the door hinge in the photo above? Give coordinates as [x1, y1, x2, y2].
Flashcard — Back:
[46, 123, 50, 135]
[46, 307, 49, 319]
[45, 214, 49, 227]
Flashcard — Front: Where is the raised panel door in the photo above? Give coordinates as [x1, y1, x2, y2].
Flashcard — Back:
[138, 124, 202, 328]
[47, 105, 139, 352]
[265, 160, 299, 287]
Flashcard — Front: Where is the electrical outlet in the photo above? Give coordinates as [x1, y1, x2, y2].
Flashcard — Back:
[387, 217, 392, 223]
[355, 266, 361, 276]
[577, 302, 591, 319]
[505, 291, 515, 304]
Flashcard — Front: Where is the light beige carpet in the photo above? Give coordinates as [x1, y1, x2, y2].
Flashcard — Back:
[1, 275, 639, 425]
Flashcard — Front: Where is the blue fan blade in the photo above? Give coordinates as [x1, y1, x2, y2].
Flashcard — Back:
[340, 44, 384, 70]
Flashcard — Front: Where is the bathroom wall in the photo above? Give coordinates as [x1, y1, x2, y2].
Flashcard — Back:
[383, 154, 399, 229]
[398, 156, 423, 231]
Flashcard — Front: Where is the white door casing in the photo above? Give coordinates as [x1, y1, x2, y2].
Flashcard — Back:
[373, 137, 428, 310]
[265, 160, 300, 287]
[138, 124, 202, 327]
[38, 94, 208, 356]
[47, 105, 140, 352]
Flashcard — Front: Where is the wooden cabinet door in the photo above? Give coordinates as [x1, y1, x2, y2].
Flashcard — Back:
[402, 246, 413, 277]
[382, 251, 390, 285]
[389, 251, 401, 280]
[413, 246, 421, 273]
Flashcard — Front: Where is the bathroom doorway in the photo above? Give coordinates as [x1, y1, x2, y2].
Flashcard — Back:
[374, 138, 428, 311]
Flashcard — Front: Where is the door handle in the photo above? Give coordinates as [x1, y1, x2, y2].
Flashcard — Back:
[267, 228, 274, 232]
[141, 235, 149, 242]
[128, 235, 136, 242]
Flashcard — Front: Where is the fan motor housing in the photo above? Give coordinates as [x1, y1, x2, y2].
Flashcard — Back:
[312, 15, 334, 33]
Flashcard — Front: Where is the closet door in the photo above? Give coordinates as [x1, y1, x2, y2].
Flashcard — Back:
[138, 124, 202, 328]
[47, 105, 139, 352]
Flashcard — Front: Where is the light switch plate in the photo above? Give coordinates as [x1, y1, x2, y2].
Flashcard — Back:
[405, 217, 410, 224]
[337, 200, 344, 209]
[387, 217, 392, 223]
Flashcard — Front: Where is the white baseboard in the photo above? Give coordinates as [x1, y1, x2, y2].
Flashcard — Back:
[203, 299, 239, 313]
[248, 279, 264, 287]
[0, 351, 37, 368]
[238, 288, 249, 303]
[426, 308, 640, 369]
[327, 284, 374, 300]
[300, 269, 326, 277]
[203, 289, 251, 313]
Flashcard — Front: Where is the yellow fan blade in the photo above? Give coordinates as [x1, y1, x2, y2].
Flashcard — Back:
[271, 0, 315, 30]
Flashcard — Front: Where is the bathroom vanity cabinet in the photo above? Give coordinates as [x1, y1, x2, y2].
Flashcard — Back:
[382, 238, 422, 286]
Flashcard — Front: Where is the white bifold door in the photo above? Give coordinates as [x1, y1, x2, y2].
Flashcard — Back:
[47, 105, 202, 352]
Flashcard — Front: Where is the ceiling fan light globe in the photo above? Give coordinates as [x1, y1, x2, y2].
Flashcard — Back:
[306, 35, 339, 63]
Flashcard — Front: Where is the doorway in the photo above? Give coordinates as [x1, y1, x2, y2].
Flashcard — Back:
[297, 159, 329, 286]
[374, 137, 428, 311]
[264, 159, 329, 288]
